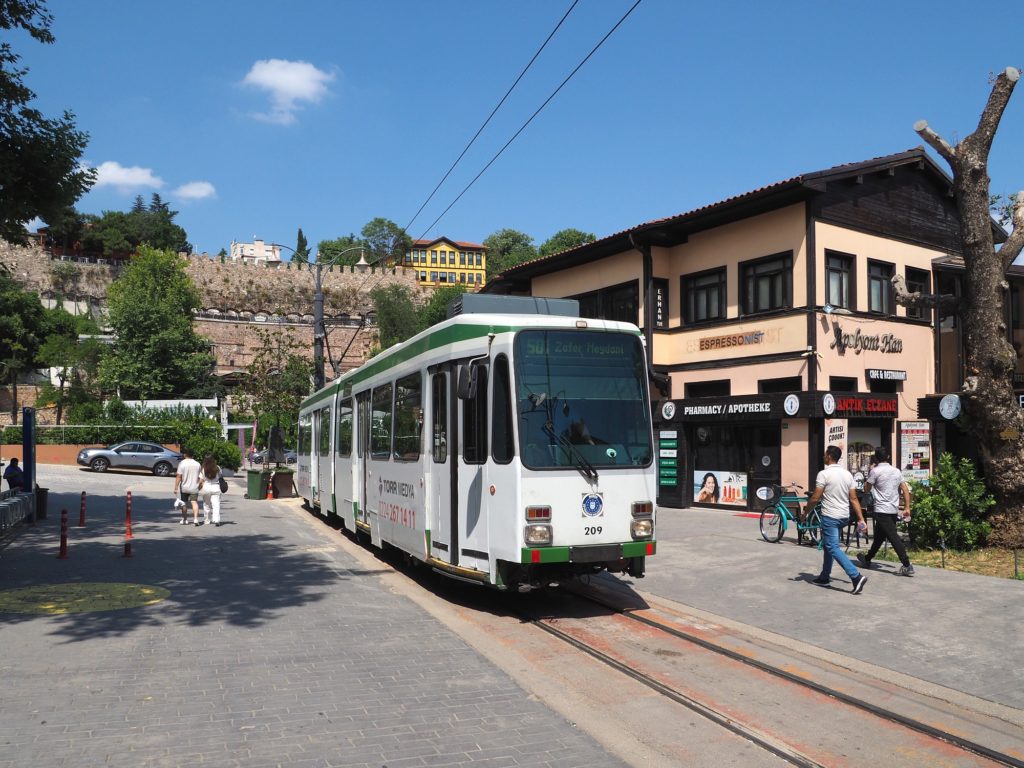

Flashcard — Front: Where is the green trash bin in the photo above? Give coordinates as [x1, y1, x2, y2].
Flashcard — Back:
[246, 469, 271, 499]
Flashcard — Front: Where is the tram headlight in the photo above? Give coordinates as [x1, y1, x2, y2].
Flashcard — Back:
[631, 518, 654, 539]
[632, 501, 654, 517]
[524, 524, 552, 545]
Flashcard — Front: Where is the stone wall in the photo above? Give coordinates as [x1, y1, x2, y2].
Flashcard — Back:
[1, 242, 425, 380]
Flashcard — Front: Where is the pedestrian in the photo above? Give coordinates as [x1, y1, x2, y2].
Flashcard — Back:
[174, 447, 203, 525]
[199, 454, 223, 527]
[806, 445, 870, 594]
[858, 446, 915, 576]
[3, 457, 24, 491]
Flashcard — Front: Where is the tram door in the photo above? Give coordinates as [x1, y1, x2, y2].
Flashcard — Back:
[457, 364, 490, 573]
[427, 370, 454, 565]
[355, 391, 370, 529]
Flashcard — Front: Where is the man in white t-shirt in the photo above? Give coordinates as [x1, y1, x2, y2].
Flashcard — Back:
[858, 446, 914, 576]
[174, 447, 203, 525]
[806, 445, 869, 594]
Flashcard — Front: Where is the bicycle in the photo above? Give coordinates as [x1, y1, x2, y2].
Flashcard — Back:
[758, 483, 822, 546]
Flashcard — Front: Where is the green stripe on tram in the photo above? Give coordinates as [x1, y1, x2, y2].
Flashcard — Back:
[520, 541, 656, 564]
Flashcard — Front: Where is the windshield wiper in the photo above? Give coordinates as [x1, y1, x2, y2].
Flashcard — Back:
[544, 421, 599, 484]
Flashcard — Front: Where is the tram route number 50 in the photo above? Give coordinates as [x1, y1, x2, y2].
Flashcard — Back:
[584, 526, 603, 535]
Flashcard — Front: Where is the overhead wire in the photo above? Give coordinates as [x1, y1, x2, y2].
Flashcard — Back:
[415, 0, 644, 241]
[401, 0, 581, 238]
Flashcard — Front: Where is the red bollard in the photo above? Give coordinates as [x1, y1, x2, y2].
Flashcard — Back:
[78, 491, 86, 527]
[57, 509, 69, 559]
[125, 491, 133, 539]
[123, 538, 133, 558]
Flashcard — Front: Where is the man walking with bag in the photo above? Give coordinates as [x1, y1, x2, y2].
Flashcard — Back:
[858, 446, 915, 576]
[806, 445, 870, 594]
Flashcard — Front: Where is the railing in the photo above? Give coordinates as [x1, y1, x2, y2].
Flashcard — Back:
[0, 488, 36, 542]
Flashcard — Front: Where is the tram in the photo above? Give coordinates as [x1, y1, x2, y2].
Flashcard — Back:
[296, 294, 656, 590]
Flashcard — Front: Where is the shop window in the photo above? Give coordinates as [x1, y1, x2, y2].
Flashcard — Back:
[741, 252, 792, 314]
[868, 261, 895, 315]
[759, 376, 802, 394]
[869, 379, 900, 394]
[825, 251, 854, 310]
[574, 280, 640, 325]
[938, 271, 963, 392]
[829, 376, 858, 392]
[685, 380, 730, 398]
[905, 267, 930, 320]
[682, 268, 726, 324]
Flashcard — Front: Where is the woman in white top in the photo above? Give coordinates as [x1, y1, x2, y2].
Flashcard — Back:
[200, 455, 223, 526]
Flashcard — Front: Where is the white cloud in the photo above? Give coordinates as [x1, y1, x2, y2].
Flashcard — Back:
[242, 59, 335, 125]
[93, 161, 164, 192]
[173, 181, 217, 201]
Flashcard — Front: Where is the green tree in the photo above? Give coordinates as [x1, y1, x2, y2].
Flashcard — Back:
[293, 228, 310, 265]
[361, 217, 412, 267]
[81, 200, 191, 256]
[539, 227, 595, 258]
[371, 283, 420, 350]
[234, 329, 312, 447]
[0, 270, 46, 422]
[99, 246, 215, 398]
[419, 284, 467, 330]
[318, 233, 365, 266]
[0, 0, 94, 244]
[483, 228, 537, 279]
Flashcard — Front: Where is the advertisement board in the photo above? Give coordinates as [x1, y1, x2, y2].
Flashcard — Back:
[693, 469, 748, 506]
[899, 420, 931, 484]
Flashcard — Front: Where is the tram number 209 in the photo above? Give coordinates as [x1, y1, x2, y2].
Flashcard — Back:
[584, 526, 603, 536]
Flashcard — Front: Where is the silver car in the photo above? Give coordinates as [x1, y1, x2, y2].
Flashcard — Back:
[77, 442, 183, 476]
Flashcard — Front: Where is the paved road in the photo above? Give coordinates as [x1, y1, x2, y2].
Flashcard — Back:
[0, 465, 627, 768]
[640, 505, 1024, 712]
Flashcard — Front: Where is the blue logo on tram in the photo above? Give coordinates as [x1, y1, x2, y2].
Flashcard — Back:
[582, 493, 604, 517]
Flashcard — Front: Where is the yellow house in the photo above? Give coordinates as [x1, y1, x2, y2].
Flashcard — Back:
[403, 237, 487, 289]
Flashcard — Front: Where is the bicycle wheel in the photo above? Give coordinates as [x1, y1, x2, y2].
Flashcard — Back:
[759, 505, 785, 542]
[803, 506, 822, 546]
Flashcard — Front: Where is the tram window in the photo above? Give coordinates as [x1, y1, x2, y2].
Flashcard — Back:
[318, 409, 331, 455]
[394, 373, 423, 461]
[336, 398, 352, 457]
[492, 355, 514, 463]
[298, 415, 312, 454]
[356, 392, 370, 458]
[432, 373, 447, 463]
[463, 365, 489, 464]
[370, 383, 393, 460]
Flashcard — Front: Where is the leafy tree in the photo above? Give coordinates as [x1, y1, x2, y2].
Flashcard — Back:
[371, 283, 420, 350]
[419, 284, 467, 330]
[0, 270, 46, 422]
[484, 228, 537, 279]
[45, 205, 85, 251]
[361, 217, 412, 267]
[907, 454, 994, 550]
[293, 228, 310, 265]
[318, 233, 365, 266]
[0, 0, 94, 244]
[901, 68, 1023, 546]
[233, 328, 312, 448]
[33, 307, 96, 424]
[539, 228, 596, 258]
[80, 199, 191, 255]
[99, 246, 215, 398]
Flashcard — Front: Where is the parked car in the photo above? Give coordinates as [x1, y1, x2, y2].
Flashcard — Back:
[249, 448, 297, 464]
[77, 442, 183, 476]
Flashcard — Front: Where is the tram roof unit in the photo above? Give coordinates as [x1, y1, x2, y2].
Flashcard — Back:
[300, 297, 642, 411]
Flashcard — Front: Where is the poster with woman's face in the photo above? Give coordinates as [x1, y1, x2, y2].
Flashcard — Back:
[693, 470, 748, 506]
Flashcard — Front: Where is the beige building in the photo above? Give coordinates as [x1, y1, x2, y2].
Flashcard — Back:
[486, 148, 1004, 508]
[229, 238, 283, 264]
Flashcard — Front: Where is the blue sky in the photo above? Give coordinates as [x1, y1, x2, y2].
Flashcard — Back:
[13, 0, 1023, 257]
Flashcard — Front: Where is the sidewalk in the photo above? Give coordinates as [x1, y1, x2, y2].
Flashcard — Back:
[639, 506, 1024, 711]
[0, 468, 624, 768]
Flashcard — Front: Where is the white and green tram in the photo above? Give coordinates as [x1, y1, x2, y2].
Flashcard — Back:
[296, 295, 656, 590]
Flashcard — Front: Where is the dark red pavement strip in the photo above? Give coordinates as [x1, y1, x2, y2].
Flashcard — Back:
[734, 513, 760, 518]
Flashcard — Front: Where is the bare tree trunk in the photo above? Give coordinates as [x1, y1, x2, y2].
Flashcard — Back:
[914, 68, 1024, 547]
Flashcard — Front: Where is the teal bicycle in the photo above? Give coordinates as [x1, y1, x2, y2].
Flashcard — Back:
[758, 483, 822, 546]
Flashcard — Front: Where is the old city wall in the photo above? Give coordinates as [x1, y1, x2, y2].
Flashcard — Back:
[0, 241, 425, 382]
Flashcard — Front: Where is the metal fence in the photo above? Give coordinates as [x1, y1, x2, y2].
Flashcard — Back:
[0, 488, 36, 542]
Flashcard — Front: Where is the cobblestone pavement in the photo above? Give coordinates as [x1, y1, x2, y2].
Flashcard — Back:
[0, 469, 626, 768]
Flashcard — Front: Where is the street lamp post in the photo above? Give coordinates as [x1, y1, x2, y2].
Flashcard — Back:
[269, 243, 369, 389]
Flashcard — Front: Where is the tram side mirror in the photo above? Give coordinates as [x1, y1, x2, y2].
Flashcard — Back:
[457, 364, 478, 400]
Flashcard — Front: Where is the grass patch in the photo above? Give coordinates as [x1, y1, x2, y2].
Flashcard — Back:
[864, 546, 1024, 579]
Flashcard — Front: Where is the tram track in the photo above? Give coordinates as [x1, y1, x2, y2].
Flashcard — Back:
[516, 579, 1024, 768]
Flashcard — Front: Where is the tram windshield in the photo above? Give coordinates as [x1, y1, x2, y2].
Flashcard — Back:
[515, 329, 653, 469]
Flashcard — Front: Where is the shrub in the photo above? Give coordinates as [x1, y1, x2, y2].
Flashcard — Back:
[907, 454, 994, 550]
[185, 435, 241, 472]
